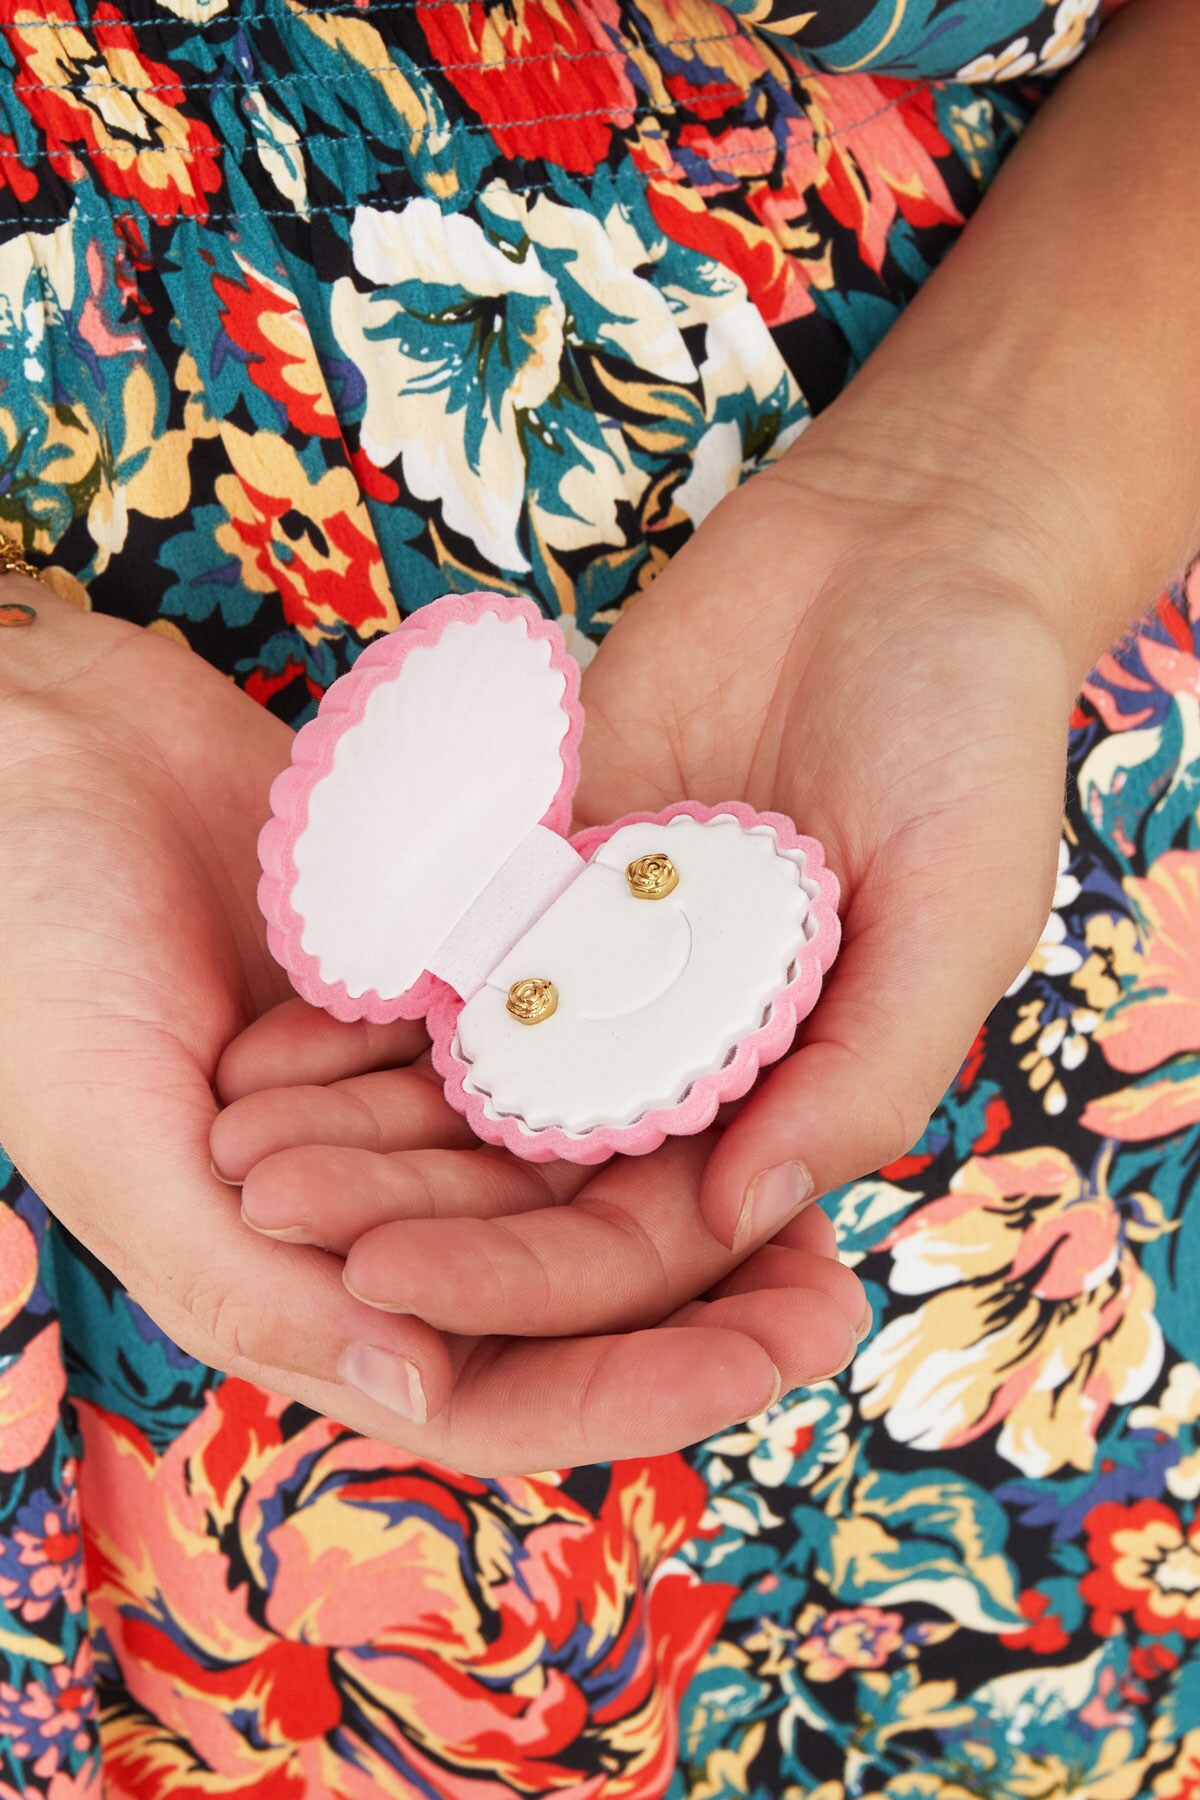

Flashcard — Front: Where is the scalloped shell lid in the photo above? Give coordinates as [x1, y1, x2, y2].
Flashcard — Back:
[271, 595, 583, 1010]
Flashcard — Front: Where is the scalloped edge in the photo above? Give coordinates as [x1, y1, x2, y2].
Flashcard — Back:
[256, 592, 584, 1023]
[427, 800, 841, 1163]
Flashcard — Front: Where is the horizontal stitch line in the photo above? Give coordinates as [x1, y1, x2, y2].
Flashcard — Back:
[8, 27, 746, 90]
[5, 0, 631, 25]
[0, 85, 780, 154]
[0, 82, 923, 213]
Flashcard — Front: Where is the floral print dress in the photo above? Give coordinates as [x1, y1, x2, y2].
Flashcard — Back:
[5, 0, 1200, 1795]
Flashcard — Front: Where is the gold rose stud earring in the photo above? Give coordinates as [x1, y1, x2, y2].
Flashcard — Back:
[626, 852, 679, 900]
[506, 977, 558, 1025]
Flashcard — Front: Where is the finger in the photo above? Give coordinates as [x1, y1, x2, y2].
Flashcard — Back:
[25, 1064, 455, 1426]
[700, 801, 1064, 1249]
[335, 1284, 856, 1474]
[665, 1289, 859, 1387]
[241, 1144, 588, 1251]
[695, 1244, 863, 1315]
[364, 1327, 785, 1475]
[342, 1136, 867, 1338]
[211, 1063, 474, 1184]
[215, 997, 428, 1102]
[772, 1199, 839, 1261]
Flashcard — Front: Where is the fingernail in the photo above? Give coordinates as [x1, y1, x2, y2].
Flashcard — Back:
[343, 1272, 412, 1314]
[831, 1323, 859, 1377]
[741, 1361, 784, 1422]
[734, 1160, 814, 1253]
[338, 1345, 427, 1424]
[211, 1158, 243, 1189]
[856, 1300, 874, 1343]
[239, 1203, 320, 1245]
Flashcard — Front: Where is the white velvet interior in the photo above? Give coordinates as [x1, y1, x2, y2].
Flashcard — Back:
[428, 826, 585, 1000]
[291, 611, 570, 1001]
[453, 815, 810, 1133]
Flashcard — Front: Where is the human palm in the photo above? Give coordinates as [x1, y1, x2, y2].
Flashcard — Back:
[3, 593, 856, 1473]
[0, 605, 404, 1399]
[217, 449, 1072, 1444]
[574, 457, 1074, 1239]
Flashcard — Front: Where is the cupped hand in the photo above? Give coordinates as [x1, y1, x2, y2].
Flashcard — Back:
[575, 434, 1076, 1247]
[0, 587, 855, 1472]
[219, 423, 1071, 1386]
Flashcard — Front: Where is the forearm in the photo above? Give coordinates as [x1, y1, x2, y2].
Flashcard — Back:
[783, 0, 1200, 683]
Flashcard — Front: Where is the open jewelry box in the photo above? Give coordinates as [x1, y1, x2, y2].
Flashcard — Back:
[258, 593, 840, 1163]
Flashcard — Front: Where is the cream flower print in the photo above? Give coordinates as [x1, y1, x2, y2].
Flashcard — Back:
[1007, 838, 1083, 995]
[1011, 996, 1097, 1115]
[956, 35, 1038, 82]
[1039, 0, 1101, 72]
[852, 1148, 1167, 1477]
[956, 0, 1098, 82]
[1130, 1364, 1200, 1501]
[331, 190, 798, 577]
[330, 194, 695, 572]
[706, 1385, 852, 1489]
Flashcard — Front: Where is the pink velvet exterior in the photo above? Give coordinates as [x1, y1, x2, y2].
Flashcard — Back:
[258, 592, 841, 1162]
[428, 801, 840, 1163]
[256, 592, 583, 1023]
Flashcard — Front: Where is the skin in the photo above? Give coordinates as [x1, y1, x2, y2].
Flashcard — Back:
[0, 587, 864, 1473]
[4, 0, 1199, 1472]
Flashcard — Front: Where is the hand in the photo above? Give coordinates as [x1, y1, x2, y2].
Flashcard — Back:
[572, 431, 1078, 1246]
[0, 588, 858, 1473]
[216, 420, 1070, 1399]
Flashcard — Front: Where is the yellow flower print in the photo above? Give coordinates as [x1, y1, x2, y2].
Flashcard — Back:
[852, 1148, 1169, 1477]
[1011, 997, 1096, 1116]
[213, 427, 397, 643]
[1130, 1363, 1200, 1500]
[1082, 851, 1200, 1140]
[686, 1720, 767, 1800]
[1072, 912, 1142, 1013]
[1007, 838, 1083, 994]
[1154, 1729, 1200, 1800]
[956, 34, 1038, 81]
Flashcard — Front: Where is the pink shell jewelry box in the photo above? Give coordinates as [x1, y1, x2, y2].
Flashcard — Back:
[257, 593, 840, 1164]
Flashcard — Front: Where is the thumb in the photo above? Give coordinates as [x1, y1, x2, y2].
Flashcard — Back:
[700, 834, 1062, 1250]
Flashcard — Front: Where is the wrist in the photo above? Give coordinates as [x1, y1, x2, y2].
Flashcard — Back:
[772, 380, 1156, 690]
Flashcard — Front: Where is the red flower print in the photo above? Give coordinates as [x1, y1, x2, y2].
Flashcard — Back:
[214, 264, 344, 443]
[643, 176, 810, 329]
[0, 130, 37, 202]
[416, 0, 636, 174]
[214, 426, 398, 643]
[998, 1588, 1069, 1655]
[76, 1384, 734, 1797]
[641, 72, 959, 326]
[6, 0, 223, 223]
[1082, 1499, 1200, 1638]
[1130, 1643, 1179, 1681]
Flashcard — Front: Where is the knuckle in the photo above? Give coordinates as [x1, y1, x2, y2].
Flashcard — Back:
[867, 1086, 933, 1173]
[825, 1039, 932, 1176]
[177, 1275, 267, 1373]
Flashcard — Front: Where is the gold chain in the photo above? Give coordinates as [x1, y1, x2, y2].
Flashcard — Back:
[0, 537, 45, 585]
